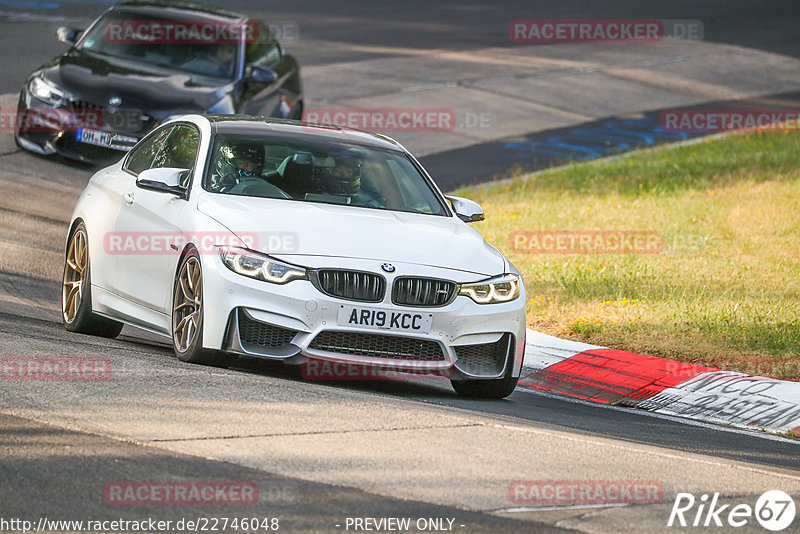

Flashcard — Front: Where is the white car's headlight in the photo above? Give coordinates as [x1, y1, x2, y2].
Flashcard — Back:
[28, 76, 68, 106]
[459, 274, 520, 304]
[219, 247, 306, 284]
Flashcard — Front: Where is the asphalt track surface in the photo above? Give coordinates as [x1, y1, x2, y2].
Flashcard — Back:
[1, 2, 800, 532]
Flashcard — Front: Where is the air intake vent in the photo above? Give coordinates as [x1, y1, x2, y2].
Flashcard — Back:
[314, 270, 385, 302]
[392, 277, 456, 307]
[238, 309, 298, 348]
[454, 333, 513, 376]
[309, 331, 445, 361]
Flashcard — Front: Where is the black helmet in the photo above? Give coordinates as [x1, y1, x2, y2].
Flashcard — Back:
[316, 150, 363, 196]
[229, 144, 263, 176]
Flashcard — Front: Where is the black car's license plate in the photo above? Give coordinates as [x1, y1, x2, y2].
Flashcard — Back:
[77, 128, 137, 151]
[77, 127, 112, 147]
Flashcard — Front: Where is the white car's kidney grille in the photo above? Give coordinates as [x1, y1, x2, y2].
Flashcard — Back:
[314, 270, 385, 302]
[392, 277, 456, 307]
[238, 310, 298, 347]
[309, 331, 445, 361]
[454, 333, 512, 375]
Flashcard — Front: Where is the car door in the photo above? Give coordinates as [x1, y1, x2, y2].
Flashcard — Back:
[113, 123, 200, 316]
[98, 126, 171, 293]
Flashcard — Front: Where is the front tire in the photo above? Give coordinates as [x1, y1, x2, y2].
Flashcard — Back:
[450, 361, 520, 399]
[172, 251, 234, 367]
[62, 223, 124, 338]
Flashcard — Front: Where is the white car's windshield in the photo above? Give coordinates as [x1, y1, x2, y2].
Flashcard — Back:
[77, 11, 241, 79]
[205, 133, 449, 216]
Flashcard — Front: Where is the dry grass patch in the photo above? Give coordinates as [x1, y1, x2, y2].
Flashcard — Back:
[459, 132, 800, 379]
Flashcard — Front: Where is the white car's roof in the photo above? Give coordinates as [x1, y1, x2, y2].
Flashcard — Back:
[207, 115, 407, 153]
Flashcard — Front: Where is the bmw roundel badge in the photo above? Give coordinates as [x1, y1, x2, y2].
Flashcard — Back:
[381, 263, 396, 273]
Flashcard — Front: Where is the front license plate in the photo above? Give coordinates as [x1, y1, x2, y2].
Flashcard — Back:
[77, 128, 137, 151]
[77, 127, 112, 147]
[337, 305, 433, 334]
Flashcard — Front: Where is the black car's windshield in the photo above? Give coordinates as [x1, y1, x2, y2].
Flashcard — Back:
[206, 133, 448, 216]
[77, 10, 242, 79]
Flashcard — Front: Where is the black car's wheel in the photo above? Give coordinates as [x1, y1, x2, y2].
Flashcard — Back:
[172, 251, 235, 367]
[62, 222, 124, 338]
[450, 360, 520, 399]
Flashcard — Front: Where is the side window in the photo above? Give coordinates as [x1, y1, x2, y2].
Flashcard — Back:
[245, 20, 281, 67]
[124, 127, 172, 175]
[258, 43, 281, 66]
[151, 125, 200, 187]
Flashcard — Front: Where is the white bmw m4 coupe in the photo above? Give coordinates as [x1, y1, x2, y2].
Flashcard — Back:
[62, 115, 526, 398]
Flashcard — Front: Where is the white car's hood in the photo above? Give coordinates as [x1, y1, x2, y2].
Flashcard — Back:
[197, 194, 506, 276]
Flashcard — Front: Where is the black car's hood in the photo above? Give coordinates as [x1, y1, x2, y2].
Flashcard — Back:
[39, 48, 232, 115]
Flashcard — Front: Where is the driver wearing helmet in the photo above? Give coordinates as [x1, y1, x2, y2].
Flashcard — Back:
[213, 144, 264, 192]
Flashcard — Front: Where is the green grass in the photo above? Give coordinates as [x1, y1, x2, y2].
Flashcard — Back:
[458, 131, 800, 379]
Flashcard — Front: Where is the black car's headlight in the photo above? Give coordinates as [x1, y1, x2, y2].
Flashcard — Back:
[459, 274, 520, 304]
[219, 246, 307, 284]
[28, 76, 68, 106]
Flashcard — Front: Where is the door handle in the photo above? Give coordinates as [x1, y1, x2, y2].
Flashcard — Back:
[123, 192, 135, 205]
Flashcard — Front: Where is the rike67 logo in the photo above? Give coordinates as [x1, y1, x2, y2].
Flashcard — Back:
[668, 490, 796, 531]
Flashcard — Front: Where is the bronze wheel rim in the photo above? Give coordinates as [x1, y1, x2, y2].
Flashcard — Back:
[62, 228, 87, 324]
[173, 256, 202, 353]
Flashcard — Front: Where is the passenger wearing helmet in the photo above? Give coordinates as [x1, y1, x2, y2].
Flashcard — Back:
[212, 144, 264, 192]
[317, 152, 362, 196]
[308, 150, 385, 207]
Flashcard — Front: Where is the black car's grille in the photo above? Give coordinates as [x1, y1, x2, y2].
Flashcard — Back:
[314, 270, 385, 302]
[238, 309, 298, 348]
[309, 331, 445, 361]
[68, 100, 151, 133]
[69, 100, 102, 111]
[57, 134, 123, 163]
[454, 333, 513, 376]
[392, 277, 457, 307]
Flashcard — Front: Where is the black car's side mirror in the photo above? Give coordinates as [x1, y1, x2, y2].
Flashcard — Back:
[246, 66, 278, 84]
[56, 26, 80, 44]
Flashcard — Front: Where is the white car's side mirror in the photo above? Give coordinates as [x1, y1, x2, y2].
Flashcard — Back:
[136, 167, 189, 197]
[446, 195, 485, 223]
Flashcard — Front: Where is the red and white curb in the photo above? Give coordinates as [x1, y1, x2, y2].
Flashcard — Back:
[520, 329, 800, 435]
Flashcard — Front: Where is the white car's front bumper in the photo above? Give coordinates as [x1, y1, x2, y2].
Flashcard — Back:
[201, 254, 526, 379]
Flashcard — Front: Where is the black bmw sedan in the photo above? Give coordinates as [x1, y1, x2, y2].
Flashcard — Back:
[14, 0, 303, 165]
